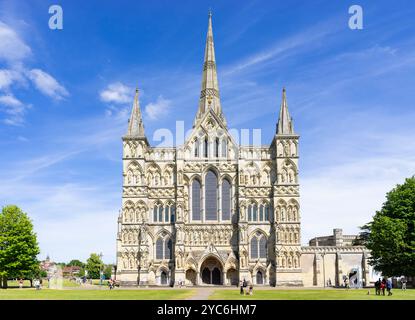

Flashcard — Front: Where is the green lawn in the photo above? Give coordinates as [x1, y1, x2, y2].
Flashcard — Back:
[1, 287, 414, 300]
[7, 279, 80, 288]
[209, 288, 415, 300]
[0, 288, 195, 300]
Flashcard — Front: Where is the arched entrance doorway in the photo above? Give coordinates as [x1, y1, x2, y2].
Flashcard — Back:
[200, 256, 223, 285]
[185, 269, 197, 286]
[226, 269, 238, 286]
[160, 270, 168, 285]
[256, 270, 264, 285]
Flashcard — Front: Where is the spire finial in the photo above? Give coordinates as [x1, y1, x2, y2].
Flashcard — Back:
[126, 87, 146, 138]
[193, 11, 226, 127]
[208, 8, 212, 17]
[277, 87, 294, 135]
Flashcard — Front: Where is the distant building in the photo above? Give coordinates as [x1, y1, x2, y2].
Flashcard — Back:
[40, 256, 56, 272]
[309, 229, 359, 247]
[62, 266, 81, 278]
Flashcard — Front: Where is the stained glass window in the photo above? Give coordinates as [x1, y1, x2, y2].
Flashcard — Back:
[205, 170, 217, 220]
[222, 179, 231, 220]
[192, 180, 201, 220]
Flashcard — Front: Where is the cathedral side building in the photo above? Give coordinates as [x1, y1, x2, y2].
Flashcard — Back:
[115, 14, 373, 287]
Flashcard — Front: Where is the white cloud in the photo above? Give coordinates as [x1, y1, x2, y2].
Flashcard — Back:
[0, 21, 31, 62]
[223, 20, 338, 76]
[0, 94, 29, 125]
[99, 82, 133, 104]
[27, 69, 69, 100]
[0, 69, 24, 90]
[144, 95, 171, 120]
[0, 94, 23, 107]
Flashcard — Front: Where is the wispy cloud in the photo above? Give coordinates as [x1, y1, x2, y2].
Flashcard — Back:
[99, 82, 133, 104]
[144, 95, 171, 120]
[0, 93, 30, 125]
[0, 20, 31, 63]
[0, 68, 25, 90]
[27, 69, 69, 100]
[0, 20, 69, 124]
[223, 20, 338, 76]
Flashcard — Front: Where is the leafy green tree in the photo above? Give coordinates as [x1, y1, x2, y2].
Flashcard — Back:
[67, 259, 85, 268]
[0, 205, 40, 288]
[360, 177, 415, 276]
[78, 267, 85, 277]
[86, 253, 104, 279]
[103, 264, 113, 279]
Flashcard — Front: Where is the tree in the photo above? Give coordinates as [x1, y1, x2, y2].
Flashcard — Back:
[0, 205, 40, 288]
[86, 253, 104, 279]
[103, 264, 113, 279]
[360, 177, 415, 276]
[67, 259, 85, 268]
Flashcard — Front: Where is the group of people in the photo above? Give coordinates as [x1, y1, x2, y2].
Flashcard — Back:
[108, 278, 116, 290]
[33, 278, 42, 290]
[239, 279, 254, 295]
[374, 278, 393, 296]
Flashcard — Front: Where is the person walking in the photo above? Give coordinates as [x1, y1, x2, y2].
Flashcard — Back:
[380, 278, 386, 296]
[374, 279, 380, 295]
[34, 279, 40, 290]
[386, 279, 393, 296]
[18, 278, 23, 289]
[239, 281, 244, 295]
[345, 278, 350, 290]
[401, 277, 407, 291]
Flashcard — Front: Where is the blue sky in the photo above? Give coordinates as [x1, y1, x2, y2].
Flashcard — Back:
[0, 0, 414, 263]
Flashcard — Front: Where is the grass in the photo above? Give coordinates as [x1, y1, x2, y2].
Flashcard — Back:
[1, 287, 414, 300]
[209, 288, 415, 300]
[0, 288, 195, 300]
[7, 279, 80, 288]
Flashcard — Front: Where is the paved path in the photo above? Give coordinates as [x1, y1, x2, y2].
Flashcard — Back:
[186, 288, 214, 300]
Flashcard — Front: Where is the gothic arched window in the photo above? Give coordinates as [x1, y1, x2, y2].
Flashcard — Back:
[259, 236, 267, 258]
[165, 238, 172, 260]
[251, 233, 267, 259]
[156, 236, 172, 260]
[153, 203, 164, 223]
[204, 137, 208, 158]
[258, 204, 270, 222]
[164, 206, 170, 223]
[250, 237, 258, 259]
[158, 205, 163, 222]
[215, 138, 219, 157]
[205, 170, 218, 221]
[221, 179, 231, 220]
[194, 138, 199, 157]
[170, 206, 175, 223]
[156, 237, 164, 259]
[191, 179, 201, 220]
[221, 138, 227, 157]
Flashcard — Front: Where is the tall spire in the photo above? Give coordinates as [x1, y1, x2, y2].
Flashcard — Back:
[194, 11, 226, 126]
[277, 87, 295, 134]
[126, 88, 146, 138]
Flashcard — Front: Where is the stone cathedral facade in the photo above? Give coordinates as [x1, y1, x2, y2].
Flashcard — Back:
[116, 14, 373, 287]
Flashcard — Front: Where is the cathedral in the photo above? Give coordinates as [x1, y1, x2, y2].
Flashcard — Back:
[115, 13, 373, 287]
